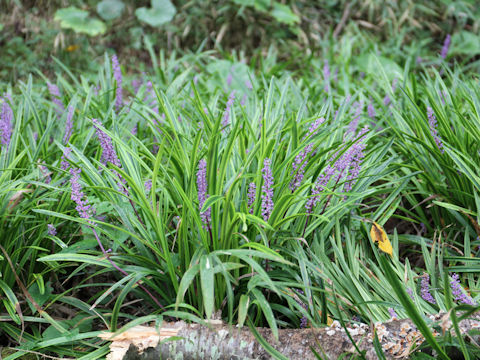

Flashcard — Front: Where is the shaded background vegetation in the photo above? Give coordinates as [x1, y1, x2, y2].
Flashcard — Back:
[2, 0, 480, 83]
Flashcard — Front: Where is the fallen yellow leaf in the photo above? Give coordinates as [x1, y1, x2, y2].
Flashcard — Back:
[370, 221, 393, 256]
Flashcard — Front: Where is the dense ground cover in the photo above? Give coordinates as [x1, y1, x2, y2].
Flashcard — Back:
[2, 1, 480, 359]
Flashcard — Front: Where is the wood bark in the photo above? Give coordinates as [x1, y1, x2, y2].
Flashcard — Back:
[99, 313, 480, 360]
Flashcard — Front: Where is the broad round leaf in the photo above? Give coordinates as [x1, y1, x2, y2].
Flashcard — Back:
[54, 6, 106, 36]
[135, 0, 176, 27]
[97, 0, 125, 21]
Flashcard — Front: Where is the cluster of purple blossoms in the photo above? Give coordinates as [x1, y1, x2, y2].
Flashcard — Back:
[347, 101, 363, 135]
[111, 54, 123, 111]
[144, 80, 159, 114]
[247, 182, 256, 214]
[323, 60, 331, 92]
[388, 307, 398, 319]
[60, 147, 72, 171]
[144, 179, 152, 193]
[420, 273, 436, 304]
[63, 105, 75, 144]
[427, 107, 444, 153]
[92, 119, 121, 167]
[47, 82, 65, 115]
[367, 101, 376, 119]
[295, 289, 309, 328]
[290, 143, 314, 192]
[197, 159, 211, 227]
[70, 168, 94, 221]
[302, 118, 325, 141]
[450, 273, 476, 305]
[440, 34, 451, 59]
[222, 91, 236, 129]
[47, 224, 57, 236]
[306, 127, 369, 213]
[261, 158, 274, 221]
[0, 94, 13, 148]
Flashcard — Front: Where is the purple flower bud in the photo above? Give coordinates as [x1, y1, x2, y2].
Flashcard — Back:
[427, 107, 444, 153]
[144, 179, 152, 193]
[222, 91, 235, 129]
[240, 94, 247, 106]
[111, 54, 123, 111]
[63, 105, 74, 144]
[247, 182, 256, 214]
[197, 159, 211, 226]
[388, 308, 398, 319]
[245, 79, 253, 90]
[290, 143, 313, 192]
[70, 167, 94, 221]
[383, 95, 391, 107]
[92, 119, 121, 167]
[47, 224, 57, 236]
[47, 82, 65, 114]
[0, 94, 13, 148]
[450, 273, 476, 305]
[367, 102, 376, 119]
[440, 34, 451, 59]
[420, 273, 436, 304]
[347, 101, 363, 135]
[226, 73, 233, 87]
[302, 118, 325, 141]
[261, 158, 274, 221]
[60, 147, 72, 171]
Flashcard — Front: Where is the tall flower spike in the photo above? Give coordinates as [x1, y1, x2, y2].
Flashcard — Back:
[63, 104, 74, 144]
[70, 168, 94, 221]
[420, 273, 436, 304]
[441, 34, 451, 59]
[111, 54, 123, 111]
[222, 91, 236, 129]
[47, 82, 65, 114]
[261, 158, 274, 221]
[60, 147, 72, 171]
[290, 143, 313, 192]
[302, 118, 325, 141]
[92, 119, 121, 167]
[47, 224, 57, 236]
[427, 107, 444, 153]
[197, 159, 211, 227]
[450, 273, 476, 305]
[247, 182, 256, 214]
[0, 94, 13, 148]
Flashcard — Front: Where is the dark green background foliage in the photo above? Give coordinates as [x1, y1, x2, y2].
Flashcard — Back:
[2, 0, 480, 83]
[1, 1, 480, 360]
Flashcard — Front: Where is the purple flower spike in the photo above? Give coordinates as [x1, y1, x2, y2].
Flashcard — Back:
[290, 143, 313, 192]
[367, 102, 376, 119]
[60, 147, 72, 171]
[70, 167, 94, 221]
[144, 179, 152, 193]
[441, 34, 451, 59]
[261, 158, 274, 221]
[427, 107, 444, 153]
[0, 94, 13, 148]
[222, 91, 236, 129]
[388, 308, 398, 319]
[420, 273, 436, 304]
[247, 182, 256, 214]
[111, 54, 123, 111]
[197, 159, 211, 227]
[306, 164, 335, 213]
[92, 119, 121, 167]
[450, 273, 476, 305]
[47, 224, 57, 236]
[323, 60, 331, 92]
[47, 82, 65, 114]
[63, 105, 74, 144]
[302, 118, 325, 141]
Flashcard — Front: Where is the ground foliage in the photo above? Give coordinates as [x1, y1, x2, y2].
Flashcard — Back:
[1, 1, 480, 359]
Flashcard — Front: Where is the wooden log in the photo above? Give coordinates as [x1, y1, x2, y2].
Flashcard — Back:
[99, 313, 480, 360]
